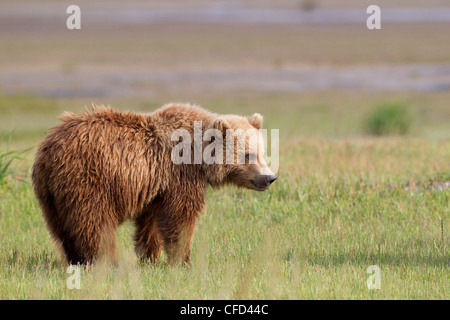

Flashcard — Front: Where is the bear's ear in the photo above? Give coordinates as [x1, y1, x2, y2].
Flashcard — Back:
[248, 113, 263, 130]
[213, 118, 229, 134]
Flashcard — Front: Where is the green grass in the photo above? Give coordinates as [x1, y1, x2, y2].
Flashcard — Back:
[0, 131, 28, 185]
[0, 161, 448, 299]
[364, 102, 412, 136]
[2, 91, 450, 149]
[0, 94, 448, 299]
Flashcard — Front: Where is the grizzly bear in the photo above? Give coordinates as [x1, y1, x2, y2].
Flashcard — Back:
[32, 103, 277, 265]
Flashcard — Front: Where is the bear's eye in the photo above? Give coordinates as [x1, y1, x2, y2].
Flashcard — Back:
[245, 153, 256, 162]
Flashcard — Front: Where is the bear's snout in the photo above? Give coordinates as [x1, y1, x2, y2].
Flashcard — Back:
[252, 174, 277, 190]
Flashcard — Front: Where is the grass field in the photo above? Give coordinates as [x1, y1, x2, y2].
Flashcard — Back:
[0, 0, 449, 300]
[0, 92, 448, 299]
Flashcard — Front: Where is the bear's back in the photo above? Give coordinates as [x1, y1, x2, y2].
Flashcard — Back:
[32, 107, 166, 219]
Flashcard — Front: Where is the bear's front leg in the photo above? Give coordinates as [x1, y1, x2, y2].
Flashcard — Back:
[161, 220, 197, 266]
[134, 198, 163, 263]
[156, 189, 205, 266]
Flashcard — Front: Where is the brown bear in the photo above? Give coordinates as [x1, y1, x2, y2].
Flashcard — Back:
[31, 103, 276, 265]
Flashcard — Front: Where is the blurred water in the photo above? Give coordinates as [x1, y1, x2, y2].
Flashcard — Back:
[2, 64, 450, 98]
[2, 6, 450, 25]
[86, 8, 450, 25]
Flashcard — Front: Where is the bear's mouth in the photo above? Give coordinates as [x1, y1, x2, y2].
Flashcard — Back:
[251, 180, 270, 191]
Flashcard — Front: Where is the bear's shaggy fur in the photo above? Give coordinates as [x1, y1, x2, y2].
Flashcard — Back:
[32, 103, 275, 265]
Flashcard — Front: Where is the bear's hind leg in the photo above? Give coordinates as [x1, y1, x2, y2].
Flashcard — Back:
[31, 189, 82, 264]
[62, 215, 118, 266]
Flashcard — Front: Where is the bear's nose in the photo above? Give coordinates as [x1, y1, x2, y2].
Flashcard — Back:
[265, 175, 277, 185]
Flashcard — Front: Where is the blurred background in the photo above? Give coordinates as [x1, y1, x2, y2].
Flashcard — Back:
[0, 0, 449, 163]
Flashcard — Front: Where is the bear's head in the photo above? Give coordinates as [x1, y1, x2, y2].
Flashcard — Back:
[207, 113, 277, 191]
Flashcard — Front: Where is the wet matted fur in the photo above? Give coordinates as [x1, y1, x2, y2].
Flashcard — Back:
[32, 104, 274, 265]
